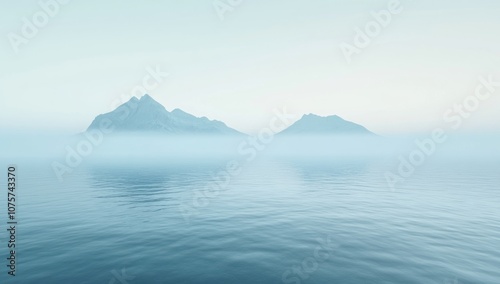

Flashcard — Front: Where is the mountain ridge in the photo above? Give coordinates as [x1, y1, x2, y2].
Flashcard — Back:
[277, 113, 375, 136]
[86, 95, 376, 136]
[87, 94, 242, 135]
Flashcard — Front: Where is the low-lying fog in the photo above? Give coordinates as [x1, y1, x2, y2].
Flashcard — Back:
[2, 132, 499, 163]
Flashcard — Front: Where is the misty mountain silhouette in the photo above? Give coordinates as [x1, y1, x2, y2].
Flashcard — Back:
[87, 94, 242, 135]
[277, 114, 374, 135]
[86, 95, 375, 136]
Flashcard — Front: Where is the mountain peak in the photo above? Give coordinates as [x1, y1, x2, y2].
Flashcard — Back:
[140, 94, 153, 101]
[138, 94, 161, 105]
[303, 113, 319, 118]
[279, 113, 374, 135]
[302, 113, 341, 120]
[134, 94, 166, 111]
[86, 94, 242, 135]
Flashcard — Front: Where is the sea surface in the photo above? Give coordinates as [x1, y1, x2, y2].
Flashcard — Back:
[1, 153, 500, 283]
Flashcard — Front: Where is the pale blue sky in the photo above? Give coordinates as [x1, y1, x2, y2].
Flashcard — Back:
[1, 0, 500, 134]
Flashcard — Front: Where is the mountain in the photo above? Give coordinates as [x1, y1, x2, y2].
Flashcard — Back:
[277, 114, 375, 136]
[86, 94, 242, 135]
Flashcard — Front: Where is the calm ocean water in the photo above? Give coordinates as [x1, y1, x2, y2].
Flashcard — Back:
[2, 156, 500, 283]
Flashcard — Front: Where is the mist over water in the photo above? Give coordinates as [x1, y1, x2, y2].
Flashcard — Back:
[1, 132, 499, 283]
[4, 132, 499, 160]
